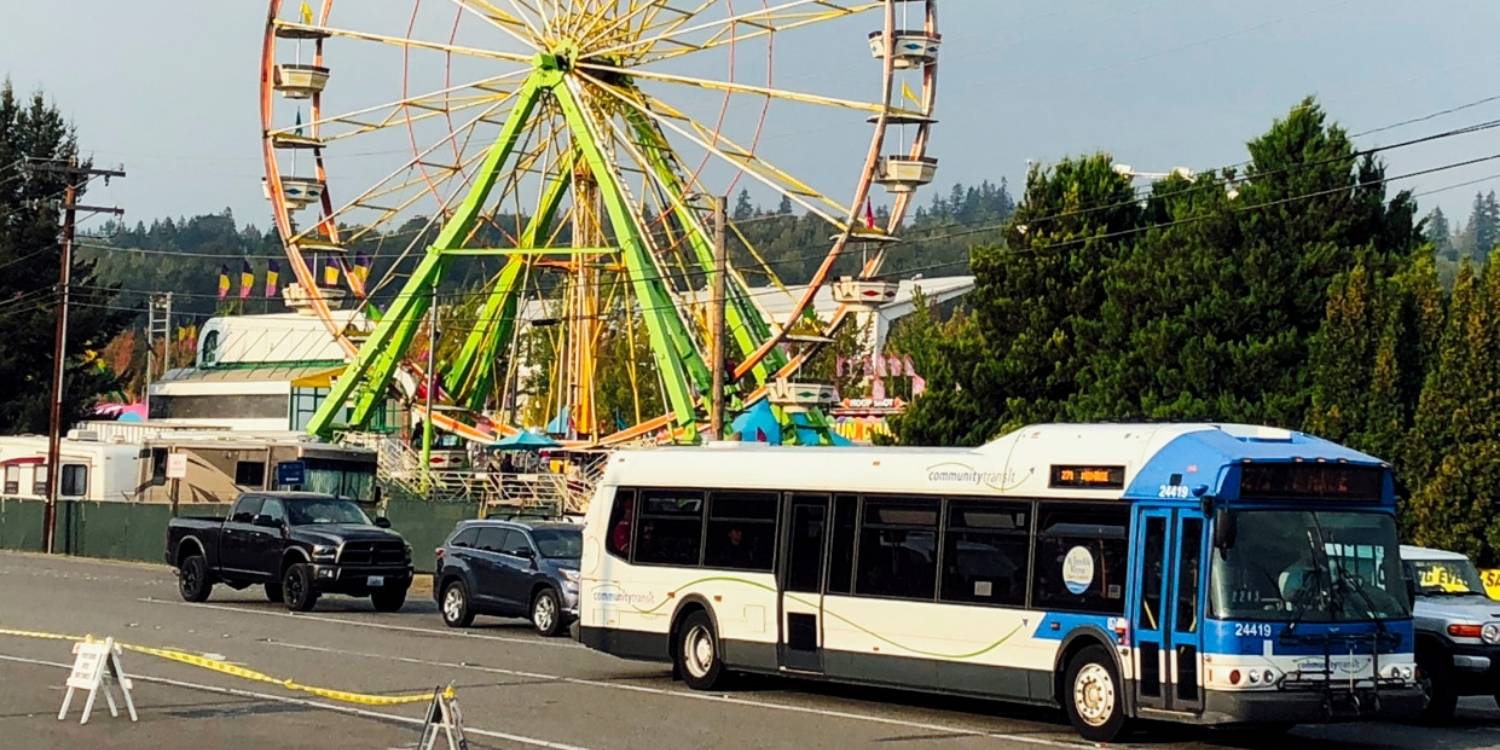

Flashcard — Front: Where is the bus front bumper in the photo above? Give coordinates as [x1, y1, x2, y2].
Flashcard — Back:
[1200, 685, 1424, 725]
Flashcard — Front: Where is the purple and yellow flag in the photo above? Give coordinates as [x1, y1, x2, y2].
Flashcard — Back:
[239, 259, 254, 300]
[265, 259, 280, 298]
[217, 265, 231, 301]
[352, 251, 371, 285]
[322, 256, 340, 287]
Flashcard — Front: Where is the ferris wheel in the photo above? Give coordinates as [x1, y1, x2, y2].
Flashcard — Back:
[259, 0, 940, 446]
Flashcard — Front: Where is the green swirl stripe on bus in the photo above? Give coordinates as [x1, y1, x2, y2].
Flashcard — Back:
[611, 576, 1026, 661]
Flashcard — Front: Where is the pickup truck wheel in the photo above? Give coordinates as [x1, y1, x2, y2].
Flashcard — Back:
[1417, 649, 1457, 723]
[371, 587, 407, 613]
[177, 555, 212, 603]
[441, 580, 475, 628]
[283, 563, 319, 612]
[264, 582, 284, 603]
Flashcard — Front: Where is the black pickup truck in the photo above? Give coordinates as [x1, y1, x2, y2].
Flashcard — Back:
[165, 491, 413, 612]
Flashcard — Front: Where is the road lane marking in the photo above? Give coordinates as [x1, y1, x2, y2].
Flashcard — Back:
[0, 652, 593, 750]
[136, 597, 582, 650]
[267, 639, 1100, 749]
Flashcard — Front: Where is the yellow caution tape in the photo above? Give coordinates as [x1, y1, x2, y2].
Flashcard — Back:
[0, 627, 450, 706]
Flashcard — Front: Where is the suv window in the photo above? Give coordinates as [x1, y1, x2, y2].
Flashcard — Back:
[475, 526, 509, 554]
[449, 527, 479, 548]
[230, 497, 263, 524]
[499, 529, 533, 558]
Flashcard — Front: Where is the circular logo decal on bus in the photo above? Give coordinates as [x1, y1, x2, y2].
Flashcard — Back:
[1063, 546, 1095, 595]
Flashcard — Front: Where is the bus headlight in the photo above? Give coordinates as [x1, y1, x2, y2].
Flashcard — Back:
[1483, 622, 1500, 644]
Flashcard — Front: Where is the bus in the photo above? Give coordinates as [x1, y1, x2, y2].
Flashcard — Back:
[577, 423, 1422, 741]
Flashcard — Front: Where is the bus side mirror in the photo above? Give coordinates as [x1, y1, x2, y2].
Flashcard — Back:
[1212, 506, 1236, 550]
[1405, 576, 1418, 607]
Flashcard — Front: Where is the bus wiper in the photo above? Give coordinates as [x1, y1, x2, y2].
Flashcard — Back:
[1334, 568, 1387, 634]
[1283, 529, 1329, 640]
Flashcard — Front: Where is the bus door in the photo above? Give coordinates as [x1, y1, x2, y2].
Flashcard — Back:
[1167, 513, 1205, 713]
[779, 493, 829, 673]
[1132, 508, 1173, 711]
[1130, 508, 1206, 714]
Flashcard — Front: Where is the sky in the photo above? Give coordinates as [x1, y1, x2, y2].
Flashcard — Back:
[5, 0, 1500, 232]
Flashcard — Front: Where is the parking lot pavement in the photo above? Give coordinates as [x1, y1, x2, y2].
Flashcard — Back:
[6, 551, 1500, 750]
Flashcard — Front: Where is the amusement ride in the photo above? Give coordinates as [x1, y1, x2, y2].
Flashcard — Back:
[259, 0, 940, 448]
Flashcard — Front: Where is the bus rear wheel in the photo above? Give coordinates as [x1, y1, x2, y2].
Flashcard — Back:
[676, 611, 728, 691]
[1064, 645, 1128, 742]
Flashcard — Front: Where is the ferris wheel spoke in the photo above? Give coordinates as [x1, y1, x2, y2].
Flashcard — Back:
[269, 71, 527, 142]
[578, 62, 896, 116]
[273, 19, 536, 64]
[632, 3, 883, 65]
[582, 71, 851, 227]
[592, 0, 877, 61]
[447, 0, 541, 50]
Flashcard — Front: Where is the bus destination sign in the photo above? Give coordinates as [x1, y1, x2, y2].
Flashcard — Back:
[1049, 465, 1126, 490]
[1237, 463, 1384, 501]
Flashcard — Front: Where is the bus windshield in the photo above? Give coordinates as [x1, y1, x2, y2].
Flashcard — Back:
[1210, 510, 1408, 623]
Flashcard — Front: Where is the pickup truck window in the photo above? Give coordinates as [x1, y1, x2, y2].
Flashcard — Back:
[230, 497, 263, 524]
[261, 498, 287, 525]
[286, 498, 371, 526]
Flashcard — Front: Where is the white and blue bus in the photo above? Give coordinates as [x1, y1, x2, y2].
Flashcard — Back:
[577, 423, 1421, 740]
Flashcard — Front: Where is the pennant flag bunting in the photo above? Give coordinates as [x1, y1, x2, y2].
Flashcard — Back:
[239, 259, 254, 300]
[265, 259, 281, 298]
[299, 1, 314, 25]
[217, 265, 230, 301]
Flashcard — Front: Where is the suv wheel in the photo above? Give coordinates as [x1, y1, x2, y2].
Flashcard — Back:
[282, 563, 319, 612]
[177, 555, 212, 603]
[1417, 649, 1457, 722]
[441, 580, 475, 628]
[531, 588, 564, 637]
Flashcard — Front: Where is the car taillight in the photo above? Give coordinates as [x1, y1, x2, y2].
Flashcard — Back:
[1449, 623, 1483, 638]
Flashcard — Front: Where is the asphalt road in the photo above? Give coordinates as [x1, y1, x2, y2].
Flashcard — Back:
[4, 552, 1500, 750]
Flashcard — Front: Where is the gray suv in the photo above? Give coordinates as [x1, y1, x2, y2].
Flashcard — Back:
[1401, 545, 1500, 721]
[433, 519, 581, 636]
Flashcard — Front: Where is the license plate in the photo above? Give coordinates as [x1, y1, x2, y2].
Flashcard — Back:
[368, 576, 385, 587]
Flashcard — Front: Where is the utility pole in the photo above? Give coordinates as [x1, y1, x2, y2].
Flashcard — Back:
[31, 158, 125, 554]
[709, 195, 728, 440]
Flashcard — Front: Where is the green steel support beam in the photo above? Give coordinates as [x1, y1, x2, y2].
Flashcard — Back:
[624, 112, 786, 387]
[445, 153, 574, 410]
[551, 77, 707, 438]
[306, 74, 548, 437]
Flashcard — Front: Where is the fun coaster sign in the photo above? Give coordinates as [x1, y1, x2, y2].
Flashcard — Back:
[58, 637, 138, 725]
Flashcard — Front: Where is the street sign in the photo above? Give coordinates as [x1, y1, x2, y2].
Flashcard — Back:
[275, 461, 306, 487]
[165, 454, 188, 480]
[58, 637, 137, 725]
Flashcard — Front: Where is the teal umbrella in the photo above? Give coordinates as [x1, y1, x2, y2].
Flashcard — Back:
[494, 431, 561, 451]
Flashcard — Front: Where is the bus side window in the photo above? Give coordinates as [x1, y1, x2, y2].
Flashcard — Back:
[703, 491, 778, 572]
[635, 489, 706, 566]
[1031, 503, 1129, 614]
[940, 499, 1029, 607]
[826, 495, 858, 594]
[605, 490, 636, 560]
[856, 497, 938, 601]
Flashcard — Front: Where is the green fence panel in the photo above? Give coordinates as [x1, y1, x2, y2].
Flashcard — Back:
[384, 500, 481, 573]
[0, 498, 45, 552]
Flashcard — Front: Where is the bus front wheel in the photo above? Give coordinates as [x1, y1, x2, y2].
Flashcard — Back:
[1064, 645, 1128, 742]
[676, 611, 728, 691]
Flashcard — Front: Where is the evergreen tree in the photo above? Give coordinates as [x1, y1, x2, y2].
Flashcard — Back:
[1426, 207, 1455, 261]
[732, 189, 754, 221]
[0, 81, 128, 431]
[1465, 191, 1500, 263]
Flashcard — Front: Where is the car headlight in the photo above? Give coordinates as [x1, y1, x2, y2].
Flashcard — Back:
[311, 544, 338, 560]
[560, 569, 579, 584]
[1483, 622, 1500, 644]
